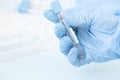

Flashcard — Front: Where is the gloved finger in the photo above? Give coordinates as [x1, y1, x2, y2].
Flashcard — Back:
[67, 47, 87, 67]
[44, 8, 93, 29]
[63, 9, 93, 29]
[60, 36, 73, 56]
[44, 9, 59, 23]
[54, 23, 66, 39]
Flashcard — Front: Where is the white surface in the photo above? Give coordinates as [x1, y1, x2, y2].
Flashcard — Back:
[0, 0, 120, 80]
[0, 0, 56, 61]
[0, 46, 120, 80]
[0, 13, 56, 61]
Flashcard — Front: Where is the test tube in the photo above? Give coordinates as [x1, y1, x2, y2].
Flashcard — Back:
[18, 0, 49, 14]
[51, 0, 86, 60]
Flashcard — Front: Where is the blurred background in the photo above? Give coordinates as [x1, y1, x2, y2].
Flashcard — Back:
[0, 0, 120, 80]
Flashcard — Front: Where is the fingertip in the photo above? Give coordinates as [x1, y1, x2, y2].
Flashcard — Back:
[67, 47, 87, 67]
[60, 36, 73, 56]
[54, 23, 66, 39]
[44, 9, 59, 23]
[67, 47, 80, 66]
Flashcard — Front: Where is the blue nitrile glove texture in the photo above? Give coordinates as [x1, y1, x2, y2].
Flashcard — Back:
[75, 0, 120, 16]
[44, 3, 120, 67]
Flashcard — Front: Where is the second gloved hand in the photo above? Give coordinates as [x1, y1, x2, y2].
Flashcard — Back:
[44, 8, 120, 67]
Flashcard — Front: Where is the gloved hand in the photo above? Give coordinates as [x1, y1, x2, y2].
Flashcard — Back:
[44, 6, 120, 67]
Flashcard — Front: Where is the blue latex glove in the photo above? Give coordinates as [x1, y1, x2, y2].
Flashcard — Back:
[44, 5, 120, 67]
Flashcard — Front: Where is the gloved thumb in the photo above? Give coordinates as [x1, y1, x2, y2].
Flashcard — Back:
[44, 9, 59, 23]
[44, 8, 93, 29]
